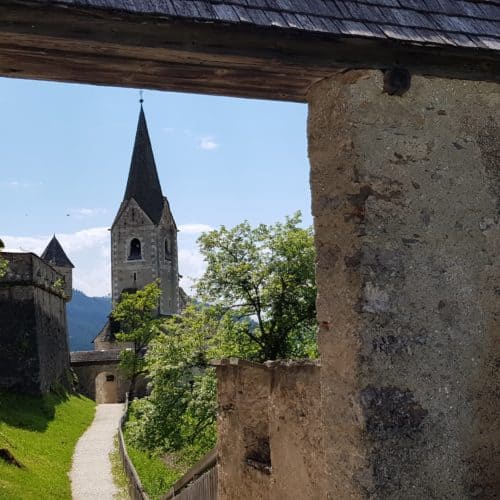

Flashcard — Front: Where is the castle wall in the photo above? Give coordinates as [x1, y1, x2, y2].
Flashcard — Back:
[0, 253, 71, 394]
[52, 264, 73, 301]
[308, 72, 499, 498]
[71, 350, 147, 403]
[72, 361, 128, 403]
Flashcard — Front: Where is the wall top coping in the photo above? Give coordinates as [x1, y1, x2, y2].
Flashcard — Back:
[211, 357, 321, 370]
[0, 252, 65, 298]
[70, 350, 121, 365]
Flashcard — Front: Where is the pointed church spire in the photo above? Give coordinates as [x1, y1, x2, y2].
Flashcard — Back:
[123, 104, 164, 224]
[41, 236, 74, 268]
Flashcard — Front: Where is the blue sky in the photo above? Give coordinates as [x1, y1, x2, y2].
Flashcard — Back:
[1, 77, 311, 296]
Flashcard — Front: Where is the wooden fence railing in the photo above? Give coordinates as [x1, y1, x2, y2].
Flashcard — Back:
[119, 394, 217, 500]
[118, 394, 150, 500]
[161, 449, 217, 500]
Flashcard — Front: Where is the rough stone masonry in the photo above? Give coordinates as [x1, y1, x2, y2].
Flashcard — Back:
[0, 253, 72, 394]
[308, 71, 499, 499]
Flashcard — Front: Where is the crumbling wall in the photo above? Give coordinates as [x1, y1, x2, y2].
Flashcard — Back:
[308, 71, 500, 498]
[215, 359, 323, 500]
[0, 253, 71, 394]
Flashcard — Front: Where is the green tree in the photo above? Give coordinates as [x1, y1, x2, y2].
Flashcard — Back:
[125, 214, 318, 461]
[111, 280, 162, 398]
[197, 212, 317, 360]
[126, 305, 221, 458]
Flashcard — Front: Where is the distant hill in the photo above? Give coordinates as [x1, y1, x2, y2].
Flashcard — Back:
[67, 289, 111, 352]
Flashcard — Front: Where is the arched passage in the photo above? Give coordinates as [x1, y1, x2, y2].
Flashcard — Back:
[95, 371, 118, 404]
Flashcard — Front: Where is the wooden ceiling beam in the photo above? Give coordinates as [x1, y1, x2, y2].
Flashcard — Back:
[0, 2, 498, 101]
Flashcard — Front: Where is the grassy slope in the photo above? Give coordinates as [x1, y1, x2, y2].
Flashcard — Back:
[124, 429, 183, 500]
[0, 392, 95, 500]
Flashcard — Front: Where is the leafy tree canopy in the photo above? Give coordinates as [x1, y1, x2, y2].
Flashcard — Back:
[125, 213, 318, 462]
[111, 280, 162, 397]
[196, 211, 317, 360]
[127, 305, 221, 457]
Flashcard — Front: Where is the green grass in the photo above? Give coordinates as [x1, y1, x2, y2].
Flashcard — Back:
[0, 391, 95, 500]
[110, 436, 130, 500]
[124, 429, 183, 500]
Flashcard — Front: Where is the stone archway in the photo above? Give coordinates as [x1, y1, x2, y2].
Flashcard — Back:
[95, 371, 118, 404]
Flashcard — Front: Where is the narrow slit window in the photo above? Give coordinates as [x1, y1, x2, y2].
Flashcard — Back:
[165, 238, 171, 259]
[128, 238, 142, 260]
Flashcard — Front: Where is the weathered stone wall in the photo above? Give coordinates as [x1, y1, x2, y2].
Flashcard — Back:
[0, 253, 71, 394]
[71, 351, 147, 403]
[307, 71, 499, 498]
[94, 338, 123, 351]
[216, 360, 271, 500]
[52, 264, 73, 301]
[266, 360, 325, 499]
[215, 359, 323, 500]
[72, 361, 129, 403]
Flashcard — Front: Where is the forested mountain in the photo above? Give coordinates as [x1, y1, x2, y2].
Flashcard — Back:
[67, 289, 111, 351]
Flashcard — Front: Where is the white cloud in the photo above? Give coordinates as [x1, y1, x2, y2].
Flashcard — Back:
[178, 223, 213, 235]
[3, 224, 209, 297]
[198, 136, 219, 151]
[178, 248, 206, 294]
[3, 227, 111, 297]
[2, 180, 43, 190]
[70, 208, 108, 219]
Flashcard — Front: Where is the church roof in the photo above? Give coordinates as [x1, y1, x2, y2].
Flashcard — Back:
[123, 105, 164, 225]
[41, 236, 74, 268]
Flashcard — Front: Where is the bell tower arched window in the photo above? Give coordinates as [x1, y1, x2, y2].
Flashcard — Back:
[128, 238, 142, 260]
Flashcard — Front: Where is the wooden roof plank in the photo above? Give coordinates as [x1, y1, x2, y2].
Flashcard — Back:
[213, 4, 241, 23]
[9, 0, 499, 52]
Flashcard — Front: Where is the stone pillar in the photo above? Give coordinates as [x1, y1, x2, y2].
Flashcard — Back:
[307, 72, 499, 498]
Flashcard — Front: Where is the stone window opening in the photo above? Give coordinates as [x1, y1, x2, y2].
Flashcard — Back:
[165, 238, 171, 260]
[128, 238, 142, 260]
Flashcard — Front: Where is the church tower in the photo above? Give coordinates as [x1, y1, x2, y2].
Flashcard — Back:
[111, 104, 179, 316]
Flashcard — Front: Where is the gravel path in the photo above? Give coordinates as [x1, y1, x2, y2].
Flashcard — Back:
[70, 403, 124, 500]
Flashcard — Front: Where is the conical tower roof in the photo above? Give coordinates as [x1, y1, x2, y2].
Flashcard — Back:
[123, 105, 164, 224]
[41, 236, 74, 268]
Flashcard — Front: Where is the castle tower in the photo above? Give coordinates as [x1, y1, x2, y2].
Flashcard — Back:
[41, 235, 74, 301]
[111, 104, 179, 316]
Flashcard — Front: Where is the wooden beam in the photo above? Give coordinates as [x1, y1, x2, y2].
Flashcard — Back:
[0, 2, 498, 101]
